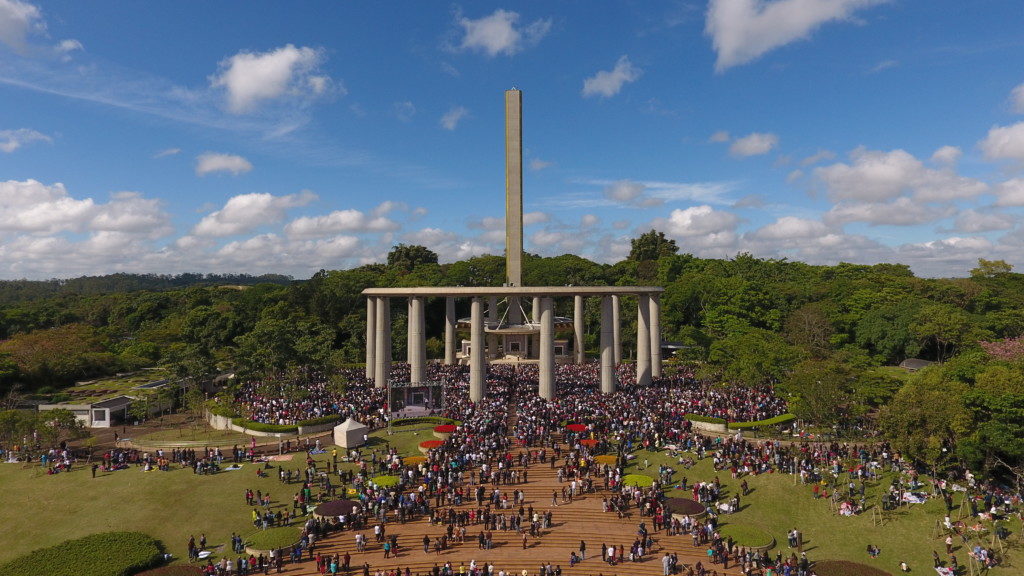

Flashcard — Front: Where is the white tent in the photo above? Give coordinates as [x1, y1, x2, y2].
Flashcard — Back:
[333, 418, 369, 448]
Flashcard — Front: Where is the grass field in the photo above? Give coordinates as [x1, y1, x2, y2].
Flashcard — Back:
[622, 444, 1020, 574]
[134, 427, 254, 445]
[3, 423, 1019, 574]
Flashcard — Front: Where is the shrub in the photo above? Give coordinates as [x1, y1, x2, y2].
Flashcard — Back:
[392, 417, 460, 427]
[403, 456, 427, 466]
[727, 414, 796, 430]
[433, 424, 457, 433]
[231, 418, 298, 433]
[418, 440, 444, 450]
[0, 531, 162, 576]
[685, 414, 727, 424]
[244, 527, 301, 551]
[621, 474, 655, 487]
[297, 415, 340, 427]
[718, 524, 775, 549]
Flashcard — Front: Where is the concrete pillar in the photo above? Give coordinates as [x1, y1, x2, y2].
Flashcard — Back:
[365, 297, 376, 380]
[612, 294, 622, 365]
[374, 296, 390, 388]
[637, 294, 651, 386]
[444, 297, 456, 366]
[487, 296, 499, 360]
[539, 297, 555, 400]
[650, 294, 662, 379]
[600, 296, 615, 394]
[408, 296, 426, 384]
[574, 294, 585, 364]
[531, 296, 541, 358]
[505, 89, 523, 288]
[470, 297, 486, 402]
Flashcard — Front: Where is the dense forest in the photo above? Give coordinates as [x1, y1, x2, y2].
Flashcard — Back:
[1, 232, 1022, 481]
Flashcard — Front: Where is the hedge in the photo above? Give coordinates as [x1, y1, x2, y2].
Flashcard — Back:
[245, 527, 301, 551]
[135, 567, 204, 576]
[727, 413, 796, 430]
[392, 416, 460, 427]
[685, 414, 727, 425]
[231, 418, 298, 433]
[297, 414, 341, 427]
[0, 531, 163, 576]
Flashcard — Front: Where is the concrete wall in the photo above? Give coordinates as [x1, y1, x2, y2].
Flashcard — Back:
[686, 418, 728, 434]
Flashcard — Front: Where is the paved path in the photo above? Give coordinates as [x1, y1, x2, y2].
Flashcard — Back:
[277, 432, 740, 576]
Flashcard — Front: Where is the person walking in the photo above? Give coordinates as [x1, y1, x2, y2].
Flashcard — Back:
[579, 540, 586, 560]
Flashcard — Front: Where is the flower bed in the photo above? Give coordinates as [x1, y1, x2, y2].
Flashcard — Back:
[595, 454, 618, 465]
[565, 423, 587, 433]
[0, 531, 163, 576]
[580, 438, 599, 448]
[665, 497, 706, 518]
[418, 439, 444, 454]
[813, 560, 893, 576]
[433, 424, 456, 439]
[718, 523, 775, 550]
[621, 474, 655, 487]
[313, 499, 360, 519]
[370, 474, 401, 488]
[403, 455, 427, 466]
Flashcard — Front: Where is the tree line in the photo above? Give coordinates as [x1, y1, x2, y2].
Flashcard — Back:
[0, 233, 1021, 480]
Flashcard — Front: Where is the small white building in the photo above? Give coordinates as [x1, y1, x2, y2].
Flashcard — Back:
[333, 418, 369, 448]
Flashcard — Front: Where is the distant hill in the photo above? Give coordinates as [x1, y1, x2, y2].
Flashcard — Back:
[0, 273, 293, 305]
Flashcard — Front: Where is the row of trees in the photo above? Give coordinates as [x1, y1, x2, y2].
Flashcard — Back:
[0, 233, 1022, 479]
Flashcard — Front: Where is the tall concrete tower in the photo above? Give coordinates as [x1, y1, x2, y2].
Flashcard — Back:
[505, 89, 523, 288]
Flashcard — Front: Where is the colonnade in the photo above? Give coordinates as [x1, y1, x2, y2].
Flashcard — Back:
[364, 289, 662, 403]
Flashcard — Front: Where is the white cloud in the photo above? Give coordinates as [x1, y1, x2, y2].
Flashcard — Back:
[523, 211, 549, 226]
[705, 0, 886, 72]
[709, 131, 730, 143]
[393, 101, 416, 122]
[580, 214, 599, 228]
[604, 180, 647, 203]
[751, 216, 829, 240]
[730, 132, 778, 157]
[994, 178, 1024, 207]
[0, 128, 49, 152]
[440, 105, 469, 130]
[456, 9, 551, 57]
[284, 209, 398, 238]
[816, 147, 986, 203]
[979, 122, 1024, 162]
[193, 190, 316, 237]
[210, 44, 332, 113]
[529, 158, 553, 171]
[0, 179, 170, 238]
[1010, 83, 1024, 114]
[653, 205, 741, 240]
[582, 55, 642, 98]
[931, 145, 962, 165]
[153, 147, 181, 158]
[867, 59, 897, 74]
[0, 0, 42, 51]
[825, 197, 955, 226]
[55, 38, 82, 60]
[195, 152, 253, 177]
[800, 149, 835, 166]
[951, 209, 1016, 233]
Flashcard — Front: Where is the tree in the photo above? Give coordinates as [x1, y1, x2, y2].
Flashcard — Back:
[970, 258, 1013, 279]
[879, 369, 971, 471]
[911, 303, 973, 362]
[707, 329, 803, 386]
[387, 244, 439, 272]
[779, 360, 861, 428]
[628, 230, 678, 262]
[783, 303, 834, 359]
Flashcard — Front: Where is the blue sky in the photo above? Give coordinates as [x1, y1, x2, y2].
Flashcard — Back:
[1, 1, 1024, 279]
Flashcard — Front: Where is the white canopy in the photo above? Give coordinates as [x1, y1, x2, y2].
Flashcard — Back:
[333, 418, 369, 448]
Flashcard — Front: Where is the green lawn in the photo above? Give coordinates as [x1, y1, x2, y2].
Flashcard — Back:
[134, 427, 254, 445]
[625, 445, 1019, 574]
[0, 427, 424, 565]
